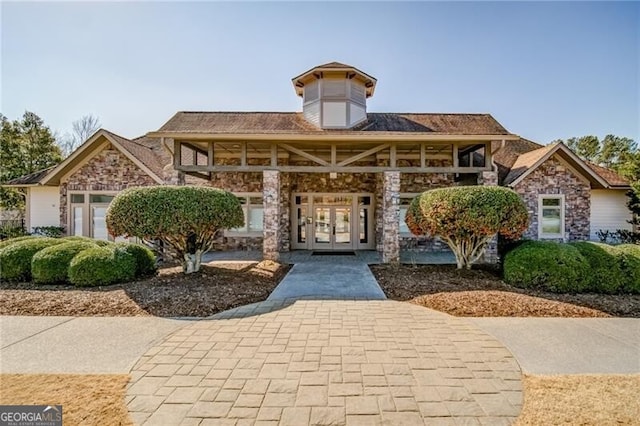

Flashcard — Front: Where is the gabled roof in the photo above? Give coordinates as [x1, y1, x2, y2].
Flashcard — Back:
[503, 142, 612, 189]
[18, 129, 166, 187]
[156, 112, 512, 136]
[5, 167, 56, 187]
[586, 161, 630, 188]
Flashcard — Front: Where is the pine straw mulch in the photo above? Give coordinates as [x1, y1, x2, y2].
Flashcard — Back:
[371, 264, 640, 318]
[0, 261, 289, 317]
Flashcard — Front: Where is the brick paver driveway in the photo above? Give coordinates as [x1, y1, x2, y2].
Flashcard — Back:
[127, 301, 522, 425]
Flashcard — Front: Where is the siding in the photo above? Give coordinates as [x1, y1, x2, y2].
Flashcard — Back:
[28, 186, 60, 231]
[590, 189, 632, 240]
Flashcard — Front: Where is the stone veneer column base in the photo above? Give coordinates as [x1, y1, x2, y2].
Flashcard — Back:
[263, 170, 280, 261]
[382, 171, 400, 264]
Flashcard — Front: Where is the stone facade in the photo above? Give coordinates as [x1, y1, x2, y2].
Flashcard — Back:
[262, 170, 281, 260]
[381, 171, 400, 263]
[60, 144, 158, 231]
[513, 156, 590, 241]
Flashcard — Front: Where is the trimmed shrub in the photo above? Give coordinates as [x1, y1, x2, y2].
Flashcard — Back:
[0, 235, 40, 250]
[106, 186, 244, 273]
[405, 186, 528, 269]
[0, 238, 65, 281]
[68, 246, 136, 287]
[569, 242, 626, 294]
[503, 240, 590, 293]
[115, 242, 156, 278]
[616, 244, 640, 293]
[31, 241, 97, 284]
[62, 236, 112, 247]
[32, 226, 65, 238]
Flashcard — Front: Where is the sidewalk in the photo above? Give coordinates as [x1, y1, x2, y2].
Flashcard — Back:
[468, 317, 640, 374]
[0, 316, 186, 374]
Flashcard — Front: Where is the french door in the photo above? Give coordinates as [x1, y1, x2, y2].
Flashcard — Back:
[313, 206, 353, 250]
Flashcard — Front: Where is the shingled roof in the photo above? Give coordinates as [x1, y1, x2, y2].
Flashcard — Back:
[157, 112, 512, 135]
[5, 167, 55, 186]
[102, 130, 166, 180]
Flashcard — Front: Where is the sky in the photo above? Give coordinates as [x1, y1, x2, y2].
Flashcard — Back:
[1, 1, 638, 144]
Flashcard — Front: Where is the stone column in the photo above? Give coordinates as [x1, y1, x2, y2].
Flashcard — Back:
[263, 170, 280, 261]
[382, 171, 400, 264]
[478, 170, 499, 264]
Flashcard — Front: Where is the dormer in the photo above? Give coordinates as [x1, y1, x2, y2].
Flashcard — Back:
[292, 62, 377, 129]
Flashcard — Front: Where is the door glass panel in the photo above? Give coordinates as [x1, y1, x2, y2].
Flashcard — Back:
[334, 207, 351, 244]
[89, 194, 114, 203]
[297, 207, 307, 243]
[249, 206, 263, 232]
[92, 206, 108, 240]
[73, 206, 83, 236]
[542, 208, 561, 234]
[314, 207, 331, 243]
[359, 208, 368, 244]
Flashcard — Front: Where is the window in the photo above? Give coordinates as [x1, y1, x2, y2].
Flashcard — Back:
[69, 192, 119, 241]
[399, 195, 417, 235]
[539, 195, 564, 238]
[228, 194, 263, 234]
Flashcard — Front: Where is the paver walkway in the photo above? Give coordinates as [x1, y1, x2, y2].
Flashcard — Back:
[267, 258, 386, 301]
[127, 301, 522, 425]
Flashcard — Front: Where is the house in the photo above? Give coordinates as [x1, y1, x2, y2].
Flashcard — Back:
[5, 62, 632, 262]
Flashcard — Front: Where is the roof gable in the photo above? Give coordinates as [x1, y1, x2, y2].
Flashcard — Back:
[38, 129, 165, 186]
[504, 142, 610, 189]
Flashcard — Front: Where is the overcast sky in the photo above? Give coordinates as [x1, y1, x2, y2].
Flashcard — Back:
[2, 1, 638, 144]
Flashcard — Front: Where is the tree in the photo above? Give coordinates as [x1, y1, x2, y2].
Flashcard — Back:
[59, 114, 101, 157]
[0, 112, 62, 211]
[566, 135, 600, 162]
[598, 134, 637, 170]
[106, 186, 244, 273]
[405, 186, 529, 269]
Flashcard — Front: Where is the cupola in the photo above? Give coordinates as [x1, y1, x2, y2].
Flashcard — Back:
[292, 62, 377, 129]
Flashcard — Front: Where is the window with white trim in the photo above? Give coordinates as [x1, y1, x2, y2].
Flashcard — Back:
[227, 194, 263, 235]
[399, 194, 419, 235]
[69, 192, 124, 241]
[538, 195, 565, 239]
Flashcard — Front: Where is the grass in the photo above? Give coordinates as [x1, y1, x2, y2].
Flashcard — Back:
[0, 374, 132, 426]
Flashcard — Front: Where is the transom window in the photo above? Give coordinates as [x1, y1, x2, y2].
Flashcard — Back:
[538, 195, 565, 239]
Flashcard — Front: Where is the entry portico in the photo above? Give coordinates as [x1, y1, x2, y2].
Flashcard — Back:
[146, 62, 511, 262]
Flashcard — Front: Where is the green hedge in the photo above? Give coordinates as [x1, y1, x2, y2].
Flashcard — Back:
[569, 242, 627, 294]
[616, 245, 640, 293]
[31, 241, 98, 284]
[68, 246, 136, 287]
[503, 240, 590, 293]
[62, 236, 112, 247]
[115, 242, 156, 277]
[0, 235, 40, 250]
[0, 238, 65, 282]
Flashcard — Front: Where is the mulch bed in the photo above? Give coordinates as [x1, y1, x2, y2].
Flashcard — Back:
[371, 264, 640, 318]
[0, 261, 289, 317]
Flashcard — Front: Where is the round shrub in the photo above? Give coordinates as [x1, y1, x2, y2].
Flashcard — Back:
[615, 245, 640, 293]
[0, 235, 41, 250]
[62, 236, 112, 247]
[569, 241, 626, 294]
[68, 246, 136, 287]
[0, 238, 65, 282]
[503, 240, 590, 293]
[115, 242, 156, 278]
[31, 241, 98, 284]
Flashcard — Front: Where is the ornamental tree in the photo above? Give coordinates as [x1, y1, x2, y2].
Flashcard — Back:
[405, 186, 529, 269]
[106, 186, 244, 273]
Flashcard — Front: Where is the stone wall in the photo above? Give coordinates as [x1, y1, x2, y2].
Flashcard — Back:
[381, 171, 400, 263]
[60, 144, 158, 230]
[514, 156, 590, 241]
[263, 170, 281, 260]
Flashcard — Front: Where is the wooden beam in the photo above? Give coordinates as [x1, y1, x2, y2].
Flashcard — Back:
[377, 153, 452, 160]
[420, 143, 426, 168]
[174, 140, 181, 168]
[186, 171, 212, 181]
[337, 143, 389, 167]
[485, 142, 492, 168]
[270, 144, 277, 168]
[207, 142, 214, 168]
[182, 142, 209, 156]
[148, 132, 521, 142]
[390, 143, 397, 168]
[279, 143, 330, 166]
[177, 165, 490, 174]
[453, 142, 459, 168]
[240, 142, 247, 167]
[212, 152, 289, 159]
[331, 144, 336, 166]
